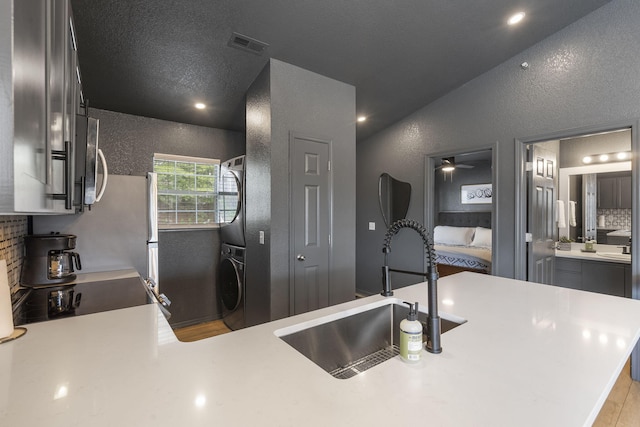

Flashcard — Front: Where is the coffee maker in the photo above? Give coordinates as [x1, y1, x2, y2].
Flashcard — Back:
[21, 234, 82, 286]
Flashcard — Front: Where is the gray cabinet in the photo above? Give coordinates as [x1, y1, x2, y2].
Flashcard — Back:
[554, 257, 630, 297]
[0, 0, 78, 214]
[597, 172, 632, 209]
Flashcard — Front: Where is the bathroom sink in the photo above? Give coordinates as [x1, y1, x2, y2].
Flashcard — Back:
[275, 299, 465, 379]
[596, 252, 631, 260]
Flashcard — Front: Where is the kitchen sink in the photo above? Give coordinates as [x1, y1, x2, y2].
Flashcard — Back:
[275, 299, 465, 379]
[596, 252, 631, 260]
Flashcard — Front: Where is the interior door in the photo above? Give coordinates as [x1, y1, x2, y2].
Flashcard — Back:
[291, 134, 331, 315]
[527, 143, 558, 285]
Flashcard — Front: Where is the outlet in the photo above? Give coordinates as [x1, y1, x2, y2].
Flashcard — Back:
[368, 222, 375, 231]
[259, 230, 265, 244]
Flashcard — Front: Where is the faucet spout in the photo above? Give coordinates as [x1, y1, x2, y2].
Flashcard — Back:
[382, 219, 442, 354]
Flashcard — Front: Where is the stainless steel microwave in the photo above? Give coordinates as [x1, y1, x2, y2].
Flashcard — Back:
[75, 114, 108, 211]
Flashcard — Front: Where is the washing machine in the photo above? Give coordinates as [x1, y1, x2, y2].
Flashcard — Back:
[220, 243, 245, 330]
[219, 155, 245, 247]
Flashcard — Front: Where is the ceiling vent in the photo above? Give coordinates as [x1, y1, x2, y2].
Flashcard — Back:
[227, 32, 269, 56]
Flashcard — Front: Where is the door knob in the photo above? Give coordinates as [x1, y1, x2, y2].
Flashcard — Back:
[296, 254, 305, 261]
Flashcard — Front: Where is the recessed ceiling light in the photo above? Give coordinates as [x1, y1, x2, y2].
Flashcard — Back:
[357, 116, 367, 123]
[599, 154, 609, 162]
[582, 156, 592, 164]
[617, 152, 628, 160]
[195, 103, 206, 110]
[508, 12, 525, 26]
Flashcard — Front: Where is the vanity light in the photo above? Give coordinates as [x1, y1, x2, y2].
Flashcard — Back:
[357, 116, 367, 123]
[507, 12, 525, 26]
[194, 103, 206, 110]
[582, 151, 631, 164]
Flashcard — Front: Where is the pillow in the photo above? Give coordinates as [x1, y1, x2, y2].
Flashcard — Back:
[470, 227, 492, 248]
[433, 226, 475, 246]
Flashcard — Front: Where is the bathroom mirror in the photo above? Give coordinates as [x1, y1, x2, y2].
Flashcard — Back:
[378, 173, 411, 227]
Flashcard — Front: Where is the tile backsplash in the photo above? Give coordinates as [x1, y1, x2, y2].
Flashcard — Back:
[0, 216, 28, 296]
[597, 208, 631, 230]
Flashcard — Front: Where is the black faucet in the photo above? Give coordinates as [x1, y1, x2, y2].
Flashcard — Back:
[381, 219, 442, 354]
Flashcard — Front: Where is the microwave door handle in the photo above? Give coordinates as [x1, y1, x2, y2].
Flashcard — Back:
[95, 148, 108, 202]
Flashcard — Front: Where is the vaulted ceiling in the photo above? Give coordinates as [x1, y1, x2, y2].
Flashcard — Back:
[70, 0, 613, 142]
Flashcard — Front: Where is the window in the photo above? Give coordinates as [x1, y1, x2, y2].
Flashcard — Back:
[153, 153, 220, 228]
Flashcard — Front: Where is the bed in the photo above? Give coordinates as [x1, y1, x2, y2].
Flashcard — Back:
[434, 212, 492, 275]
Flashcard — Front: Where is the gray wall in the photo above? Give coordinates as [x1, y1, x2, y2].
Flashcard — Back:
[435, 161, 492, 213]
[245, 64, 272, 326]
[246, 59, 356, 324]
[356, 0, 640, 295]
[89, 108, 244, 176]
[560, 129, 631, 167]
[36, 109, 244, 327]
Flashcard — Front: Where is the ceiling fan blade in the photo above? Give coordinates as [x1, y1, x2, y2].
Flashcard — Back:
[457, 164, 475, 169]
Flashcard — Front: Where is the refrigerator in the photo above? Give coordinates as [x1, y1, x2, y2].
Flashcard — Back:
[146, 172, 171, 317]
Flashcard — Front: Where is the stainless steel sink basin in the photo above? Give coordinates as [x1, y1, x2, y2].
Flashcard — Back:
[276, 299, 465, 379]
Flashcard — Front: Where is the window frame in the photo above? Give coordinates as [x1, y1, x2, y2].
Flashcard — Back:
[153, 153, 220, 230]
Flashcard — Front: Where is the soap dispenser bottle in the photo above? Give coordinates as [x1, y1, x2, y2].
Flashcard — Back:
[400, 301, 423, 363]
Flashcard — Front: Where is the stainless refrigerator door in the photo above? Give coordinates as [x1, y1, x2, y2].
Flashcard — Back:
[146, 172, 159, 288]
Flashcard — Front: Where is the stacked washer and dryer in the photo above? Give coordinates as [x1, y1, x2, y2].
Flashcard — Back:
[218, 155, 246, 330]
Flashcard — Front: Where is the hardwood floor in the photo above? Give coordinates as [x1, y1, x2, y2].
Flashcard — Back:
[173, 319, 232, 342]
[174, 320, 640, 425]
[594, 359, 640, 426]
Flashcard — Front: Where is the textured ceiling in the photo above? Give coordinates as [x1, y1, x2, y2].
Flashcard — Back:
[70, 0, 613, 142]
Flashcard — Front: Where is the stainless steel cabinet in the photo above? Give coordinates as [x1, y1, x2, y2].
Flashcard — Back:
[0, 0, 79, 214]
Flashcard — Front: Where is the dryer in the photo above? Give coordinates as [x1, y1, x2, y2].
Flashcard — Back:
[219, 243, 245, 330]
[219, 155, 245, 247]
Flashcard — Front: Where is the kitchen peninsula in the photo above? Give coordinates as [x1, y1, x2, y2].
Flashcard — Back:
[2, 272, 640, 427]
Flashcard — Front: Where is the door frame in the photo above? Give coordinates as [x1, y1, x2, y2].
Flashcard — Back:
[424, 143, 499, 274]
[288, 132, 333, 315]
[514, 119, 640, 380]
[514, 120, 639, 281]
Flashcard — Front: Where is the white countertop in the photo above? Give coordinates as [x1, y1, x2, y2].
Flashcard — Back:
[607, 230, 631, 237]
[2, 272, 640, 427]
[556, 243, 631, 264]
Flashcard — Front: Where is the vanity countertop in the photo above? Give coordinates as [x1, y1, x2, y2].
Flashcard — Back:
[607, 229, 632, 237]
[556, 243, 631, 264]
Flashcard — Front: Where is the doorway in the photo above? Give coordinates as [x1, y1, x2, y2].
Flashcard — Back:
[425, 147, 496, 275]
[516, 126, 633, 283]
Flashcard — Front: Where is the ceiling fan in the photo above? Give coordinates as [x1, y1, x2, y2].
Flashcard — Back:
[436, 157, 475, 171]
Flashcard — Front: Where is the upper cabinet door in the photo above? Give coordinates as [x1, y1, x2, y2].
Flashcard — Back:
[618, 174, 632, 209]
[597, 172, 631, 210]
[12, 0, 49, 212]
[0, 0, 78, 214]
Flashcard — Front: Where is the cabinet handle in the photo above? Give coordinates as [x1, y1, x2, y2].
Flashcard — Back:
[51, 140, 73, 210]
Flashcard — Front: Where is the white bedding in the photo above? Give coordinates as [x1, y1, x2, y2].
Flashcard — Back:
[434, 244, 492, 273]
